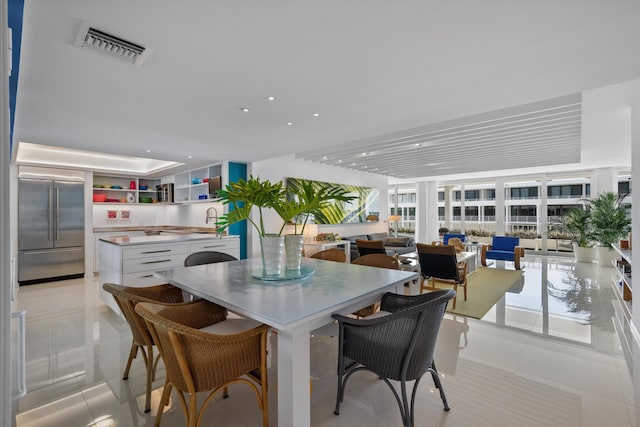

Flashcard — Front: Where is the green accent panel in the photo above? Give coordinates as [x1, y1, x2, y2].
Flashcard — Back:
[228, 163, 248, 259]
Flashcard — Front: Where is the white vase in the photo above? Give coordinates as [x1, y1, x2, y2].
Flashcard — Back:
[594, 246, 617, 267]
[260, 235, 284, 277]
[572, 244, 594, 263]
[285, 234, 305, 271]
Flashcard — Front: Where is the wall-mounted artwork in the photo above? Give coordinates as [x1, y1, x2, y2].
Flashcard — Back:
[286, 177, 379, 224]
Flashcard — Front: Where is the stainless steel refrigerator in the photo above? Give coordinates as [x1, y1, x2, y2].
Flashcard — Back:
[18, 178, 85, 284]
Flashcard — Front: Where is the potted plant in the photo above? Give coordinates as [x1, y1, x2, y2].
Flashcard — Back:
[560, 206, 595, 263]
[273, 179, 355, 270]
[586, 191, 631, 266]
[215, 176, 289, 276]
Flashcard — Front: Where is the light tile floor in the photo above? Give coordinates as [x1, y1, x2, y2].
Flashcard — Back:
[13, 255, 640, 426]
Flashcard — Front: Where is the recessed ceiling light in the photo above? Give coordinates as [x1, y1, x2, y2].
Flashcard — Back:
[351, 162, 356, 166]
[313, 113, 320, 117]
[362, 152, 367, 156]
[240, 108, 250, 113]
[287, 122, 293, 126]
[426, 162, 439, 166]
[338, 160, 343, 163]
[415, 143, 421, 147]
[267, 96, 275, 101]
[188, 155, 192, 159]
[146, 149, 151, 153]
[322, 156, 328, 160]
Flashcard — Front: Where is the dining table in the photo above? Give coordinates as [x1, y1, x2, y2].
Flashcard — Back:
[154, 256, 418, 427]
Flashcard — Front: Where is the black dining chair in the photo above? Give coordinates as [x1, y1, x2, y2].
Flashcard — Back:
[184, 250, 237, 266]
[416, 243, 467, 309]
[332, 289, 456, 427]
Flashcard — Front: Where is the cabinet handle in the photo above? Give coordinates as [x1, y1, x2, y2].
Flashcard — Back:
[141, 274, 155, 278]
[141, 259, 172, 264]
[203, 244, 224, 248]
[141, 249, 172, 254]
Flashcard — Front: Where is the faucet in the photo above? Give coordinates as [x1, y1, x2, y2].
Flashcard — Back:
[205, 207, 220, 236]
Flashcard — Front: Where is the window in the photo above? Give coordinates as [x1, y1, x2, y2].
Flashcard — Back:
[619, 180, 631, 196]
[453, 191, 461, 201]
[484, 206, 495, 217]
[453, 207, 461, 216]
[485, 189, 495, 200]
[438, 191, 444, 201]
[510, 186, 538, 199]
[438, 206, 444, 217]
[465, 190, 480, 201]
[510, 205, 537, 218]
[408, 207, 415, 219]
[548, 184, 583, 197]
[465, 206, 478, 216]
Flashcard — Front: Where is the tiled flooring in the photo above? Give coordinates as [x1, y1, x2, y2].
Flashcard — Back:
[13, 255, 640, 426]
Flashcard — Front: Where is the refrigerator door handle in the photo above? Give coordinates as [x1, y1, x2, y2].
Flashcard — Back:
[55, 187, 60, 241]
[11, 310, 27, 399]
[48, 187, 54, 242]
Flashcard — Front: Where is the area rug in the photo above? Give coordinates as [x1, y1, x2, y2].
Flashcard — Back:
[444, 267, 524, 319]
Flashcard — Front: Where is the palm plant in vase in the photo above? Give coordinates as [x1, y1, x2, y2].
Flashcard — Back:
[586, 191, 631, 266]
[273, 179, 356, 270]
[561, 206, 595, 263]
[215, 176, 288, 276]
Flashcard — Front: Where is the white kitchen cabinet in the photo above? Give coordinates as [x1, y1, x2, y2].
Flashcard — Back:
[93, 231, 146, 273]
[98, 234, 240, 317]
[93, 175, 161, 204]
[188, 238, 240, 259]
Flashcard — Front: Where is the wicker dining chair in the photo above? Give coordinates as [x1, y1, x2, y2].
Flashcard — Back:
[310, 248, 347, 263]
[333, 289, 456, 427]
[350, 254, 400, 317]
[184, 251, 237, 267]
[101, 283, 225, 413]
[135, 300, 270, 427]
[416, 243, 468, 309]
[355, 239, 387, 257]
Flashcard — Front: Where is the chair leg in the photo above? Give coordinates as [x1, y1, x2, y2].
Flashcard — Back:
[144, 345, 153, 413]
[334, 373, 344, 415]
[123, 341, 138, 380]
[429, 362, 450, 411]
[451, 284, 458, 310]
[154, 380, 172, 427]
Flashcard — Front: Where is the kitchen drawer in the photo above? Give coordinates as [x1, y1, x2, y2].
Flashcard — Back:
[121, 271, 169, 287]
[189, 239, 239, 257]
[123, 243, 189, 260]
[123, 253, 186, 274]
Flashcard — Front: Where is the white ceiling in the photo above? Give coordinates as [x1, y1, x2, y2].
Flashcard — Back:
[12, 1, 640, 179]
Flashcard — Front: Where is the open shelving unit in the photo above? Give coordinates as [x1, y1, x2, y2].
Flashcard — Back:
[612, 243, 632, 319]
[93, 175, 161, 204]
[173, 164, 223, 203]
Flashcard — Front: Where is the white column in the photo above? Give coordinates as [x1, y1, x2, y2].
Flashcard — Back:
[540, 175, 548, 252]
[495, 177, 506, 235]
[631, 99, 640, 332]
[415, 181, 432, 244]
[460, 183, 466, 233]
[592, 167, 617, 195]
[444, 185, 452, 230]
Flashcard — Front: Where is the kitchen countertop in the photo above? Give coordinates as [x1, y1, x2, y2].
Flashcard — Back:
[100, 233, 238, 246]
[93, 225, 220, 234]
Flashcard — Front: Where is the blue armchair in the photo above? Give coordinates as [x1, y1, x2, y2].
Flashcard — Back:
[481, 236, 524, 270]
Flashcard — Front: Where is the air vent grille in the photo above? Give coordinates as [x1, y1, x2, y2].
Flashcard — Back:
[74, 23, 150, 65]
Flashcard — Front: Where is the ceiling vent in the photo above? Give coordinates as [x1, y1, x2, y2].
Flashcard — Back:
[74, 23, 152, 66]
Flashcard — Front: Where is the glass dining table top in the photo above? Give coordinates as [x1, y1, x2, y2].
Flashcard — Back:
[154, 257, 417, 330]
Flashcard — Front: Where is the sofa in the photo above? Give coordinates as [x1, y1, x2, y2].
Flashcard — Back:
[344, 232, 416, 261]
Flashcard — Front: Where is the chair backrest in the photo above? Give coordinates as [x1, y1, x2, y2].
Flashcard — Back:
[356, 239, 386, 256]
[102, 283, 185, 346]
[336, 289, 455, 381]
[443, 233, 466, 245]
[135, 300, 267, 392]
[351, 253, 399, 270]
[310, 248, 347, 263]
[491, 236, 520, 251]
[416, 243, 460, 281]
[184, 250, 237, 267]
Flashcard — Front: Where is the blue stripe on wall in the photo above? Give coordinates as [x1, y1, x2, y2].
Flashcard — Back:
[8, 0, 25, 152]
[227, 162, 248, 259]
